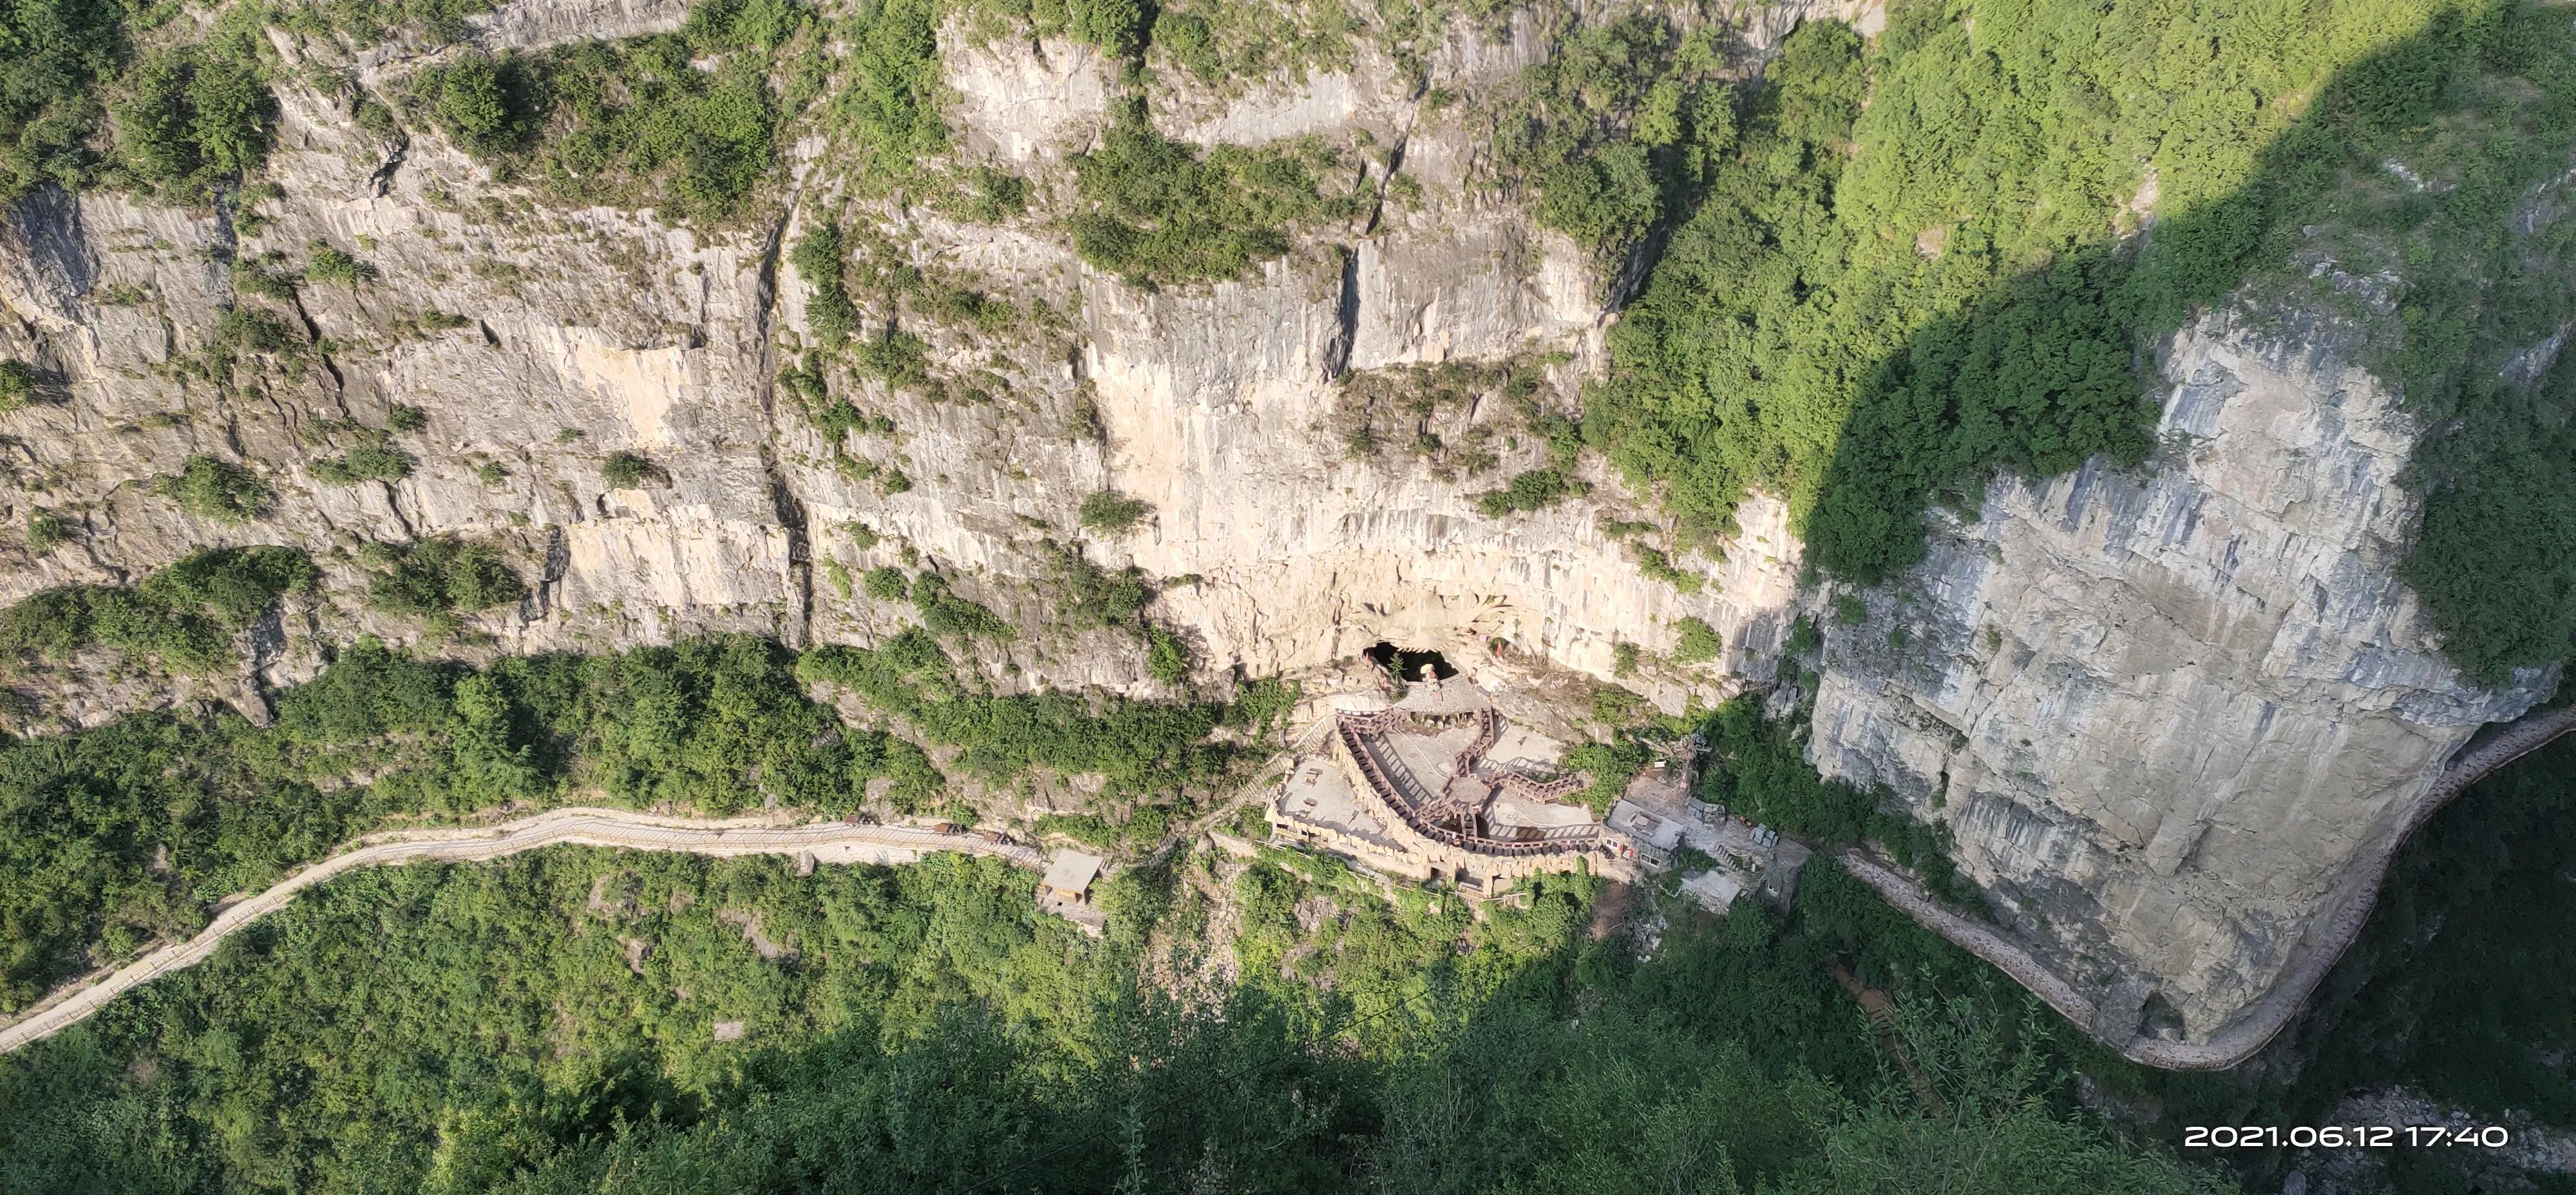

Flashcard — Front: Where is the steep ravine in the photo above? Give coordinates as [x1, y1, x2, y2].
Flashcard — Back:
[0, 0, 2554, 1069]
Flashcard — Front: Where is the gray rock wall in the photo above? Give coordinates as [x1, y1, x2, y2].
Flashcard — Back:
[1807, 307, 2550, 1039]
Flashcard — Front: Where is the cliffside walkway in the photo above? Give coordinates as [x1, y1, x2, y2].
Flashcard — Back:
[1844, 704, 2576, 1071]
[1332, 713, 1602, 857]
[0, 808, 1043, 1057]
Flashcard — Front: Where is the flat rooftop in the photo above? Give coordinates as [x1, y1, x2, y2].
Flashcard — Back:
[1275, 758, 1401, 850]
[1488, 793, 1598, 832]
[1041, 851, 1103, 896]
[1608, 799, 1687, 851]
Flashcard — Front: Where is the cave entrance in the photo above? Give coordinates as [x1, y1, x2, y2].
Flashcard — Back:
[1365, 641, 1457, 682]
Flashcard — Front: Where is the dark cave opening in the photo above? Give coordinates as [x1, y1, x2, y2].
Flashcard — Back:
[1365, 641, 1457, 682]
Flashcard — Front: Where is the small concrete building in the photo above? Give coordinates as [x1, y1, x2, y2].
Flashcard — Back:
[1038, 851, 1108, 936]
[1041, 851, 1103, 904]
[1604, 798, 1686, 870]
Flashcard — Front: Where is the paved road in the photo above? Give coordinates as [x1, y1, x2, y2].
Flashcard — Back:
[1843, 704, 2576, 1071]
[0, 808, 1044, 1056]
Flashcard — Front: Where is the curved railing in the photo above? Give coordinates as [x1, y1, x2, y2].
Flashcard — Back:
[1332, 715, 1602, 858]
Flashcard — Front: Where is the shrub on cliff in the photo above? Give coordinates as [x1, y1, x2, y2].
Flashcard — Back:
[799, 630, 1231, 795]
[303, 242, 377, 287]
[0, 545, 315, 673]
[151, 455, 271, 523]
[832, 0, 943, 185]
[1077, 489, 1151, 534]
[112, 36, 276, 202]
[0, 359, 37, 411]
[364, 536, 527, 618]
[790, 221, 858, 346]
[1068, 0, 1148, 55]
[599, 451, 668, 488]
[908, 572, 1013, 642]
[310, 437, 415, 487]
[1672, 616, 1723, 664]
[413, 3, 810, 223]
[1068, 100, 1352, 285]
[24, 512, 70, 553]
[1146, 626, 1190, 684]
[417, 52, 527, 153]
[1475, 467, 1580, 517]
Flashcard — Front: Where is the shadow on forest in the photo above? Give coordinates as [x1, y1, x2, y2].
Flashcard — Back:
[1602, 2, 2576, 681]
[0, 834, 2128, 1194]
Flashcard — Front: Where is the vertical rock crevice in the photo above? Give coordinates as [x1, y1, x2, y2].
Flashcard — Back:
[1324, 245, 1361, 381]
[750, 200, 812, 647]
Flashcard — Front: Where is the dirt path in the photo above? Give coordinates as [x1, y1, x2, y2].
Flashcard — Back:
[1843, 704, 2576, 1073]
[1585, 880, 1638, 941]
[1832, 961, 1946, 1113]
[0, 808, 1045, 1056]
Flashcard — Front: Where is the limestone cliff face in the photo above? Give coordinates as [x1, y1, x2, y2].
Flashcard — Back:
[784, 23, 1803, 707]
[0, 7, 1793, 721]
[0, 84, 798, 677]
[1807, 307, 2550, 1040]
[0, 0, 2537, 1045]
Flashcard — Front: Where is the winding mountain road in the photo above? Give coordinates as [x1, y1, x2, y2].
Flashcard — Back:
[0, 808, 1045, 1056]
[1842, 704, 2576, 1071]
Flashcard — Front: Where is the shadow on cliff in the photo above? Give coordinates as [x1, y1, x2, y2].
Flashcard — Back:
[2063, 726, 2576, 1191]
[1700, 3, 2576, 682]
[1582, 0, 2576, 1098]
[1667, 1, 2576, 1169]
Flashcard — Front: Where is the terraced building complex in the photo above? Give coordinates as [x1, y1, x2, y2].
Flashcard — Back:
[1268, 679, 1783, 902]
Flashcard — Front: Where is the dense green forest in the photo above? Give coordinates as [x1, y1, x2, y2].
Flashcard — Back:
[0, 629, 2213, 1191]
[4, 628, 2569, 1190]
[0, 634, 1265, 1015]
[0, 838, 2229, 1192]
[1584, 0, 2576, 679]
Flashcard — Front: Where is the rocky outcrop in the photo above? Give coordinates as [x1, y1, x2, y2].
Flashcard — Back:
[0, 5, 1789, 716]
[1808, 306, 2553, 1044]
[0, 0, 2545, 1057]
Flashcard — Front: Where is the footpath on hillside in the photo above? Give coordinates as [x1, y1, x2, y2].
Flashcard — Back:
[0, 808, 1047, 1055]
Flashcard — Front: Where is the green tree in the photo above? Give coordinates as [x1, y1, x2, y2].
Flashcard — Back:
[1068, 100, 1351, 285]
[114, 40, 276, 200]
[418, 52, 522, 153]
[150, 455, 271, 523]
[1077, 489, 1151, 534]
[0, 0, 132, 201]
[1673, 617, 1723, 664]
[790, 220, 857, 345]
